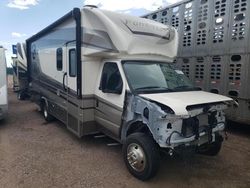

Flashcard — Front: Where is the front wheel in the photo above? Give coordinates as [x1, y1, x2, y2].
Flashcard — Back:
[122, 133, 160, 181]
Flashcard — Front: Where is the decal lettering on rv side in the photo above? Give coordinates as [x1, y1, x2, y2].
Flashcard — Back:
[123, 19, 175, 41]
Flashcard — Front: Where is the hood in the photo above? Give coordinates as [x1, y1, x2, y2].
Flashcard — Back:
[140, 91, 233, 116]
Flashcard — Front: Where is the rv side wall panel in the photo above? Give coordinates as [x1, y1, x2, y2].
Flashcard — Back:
[29, 19, 76, 88]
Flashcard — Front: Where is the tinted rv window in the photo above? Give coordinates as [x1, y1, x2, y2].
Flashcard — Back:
[69, 49, 76, 77]
[56, 48, 63, 71]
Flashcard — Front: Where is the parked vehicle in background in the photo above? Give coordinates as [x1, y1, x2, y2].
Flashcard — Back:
[143, 0, 250, 125]
[0, 46, 8, 120]
[12, 56, 19, 91]
[26, 6, 233, 180]
[12, 43, 28, 100]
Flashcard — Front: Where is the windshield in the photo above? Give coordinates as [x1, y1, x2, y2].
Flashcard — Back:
[123, 61, 197, 94]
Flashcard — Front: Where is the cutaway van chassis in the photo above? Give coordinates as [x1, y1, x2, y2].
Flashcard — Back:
[31, 83, 227, 180]
[26, 7, 230, 180]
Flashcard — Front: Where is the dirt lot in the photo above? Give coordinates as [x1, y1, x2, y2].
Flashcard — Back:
[0, 89, 250, 188]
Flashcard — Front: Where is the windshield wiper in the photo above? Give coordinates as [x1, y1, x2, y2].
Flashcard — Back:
[135, 86, 173, 91]
[174, 85, 201, 91]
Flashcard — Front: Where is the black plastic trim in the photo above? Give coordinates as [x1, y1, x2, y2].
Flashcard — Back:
[74, 8, 82, 99]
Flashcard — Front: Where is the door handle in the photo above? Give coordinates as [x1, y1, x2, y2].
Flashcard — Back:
[63, 72, 67, 91]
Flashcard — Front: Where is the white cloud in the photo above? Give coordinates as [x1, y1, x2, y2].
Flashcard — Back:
[7, 0, 39, 10]
[84, 0, 182, 12]
[11, 32, 27, 38]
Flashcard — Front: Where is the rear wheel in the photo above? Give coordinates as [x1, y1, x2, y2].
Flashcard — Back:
[197, 133, 223, 156]
[41, 101, 54, 122]
[122, 133, 160, 181]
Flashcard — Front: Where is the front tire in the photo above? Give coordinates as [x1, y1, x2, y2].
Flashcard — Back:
[122, 133, 160, 181]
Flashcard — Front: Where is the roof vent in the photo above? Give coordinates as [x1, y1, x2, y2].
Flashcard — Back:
[84, 5, 98, 8]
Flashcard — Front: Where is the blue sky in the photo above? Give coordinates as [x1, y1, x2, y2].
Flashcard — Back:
[0, 0, 181, 67]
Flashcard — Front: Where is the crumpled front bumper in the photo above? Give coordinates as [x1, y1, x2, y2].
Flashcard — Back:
[168, 122, 225, 146]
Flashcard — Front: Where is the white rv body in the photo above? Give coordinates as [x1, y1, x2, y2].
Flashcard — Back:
[27, 7, 233, 180]
[0, 47, 8, 120]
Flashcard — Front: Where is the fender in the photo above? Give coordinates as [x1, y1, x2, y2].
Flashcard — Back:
[120, 92, 172, 145]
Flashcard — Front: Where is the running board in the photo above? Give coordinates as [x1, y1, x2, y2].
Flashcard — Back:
[107, 143, 121, 147]
[94, 134, 107, 138]
[93, 134, 121, 146]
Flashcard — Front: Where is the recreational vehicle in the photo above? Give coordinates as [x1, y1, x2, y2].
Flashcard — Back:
[26, 6, 233, 180]
[12, 43, 28, 100]
[12, 56, 19, 91]
[0, 46, 8, 120]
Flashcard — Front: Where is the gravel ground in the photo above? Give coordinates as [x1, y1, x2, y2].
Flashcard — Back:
[0, 89, 250, 188]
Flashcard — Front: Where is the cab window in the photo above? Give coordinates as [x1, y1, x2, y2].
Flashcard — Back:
[99, 62, 123, 94]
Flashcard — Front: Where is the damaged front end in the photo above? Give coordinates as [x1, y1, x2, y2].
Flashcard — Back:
[121, 93, 229, 151]
[166, 103, 226, 148]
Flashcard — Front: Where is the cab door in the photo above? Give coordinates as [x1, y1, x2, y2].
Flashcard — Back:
[95, 61, 125, 138]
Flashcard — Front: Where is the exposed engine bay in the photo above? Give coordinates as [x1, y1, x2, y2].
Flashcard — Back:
[121, 93, 229, 149]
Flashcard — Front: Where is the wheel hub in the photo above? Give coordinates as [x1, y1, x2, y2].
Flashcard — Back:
[127, 143, 146, 172]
